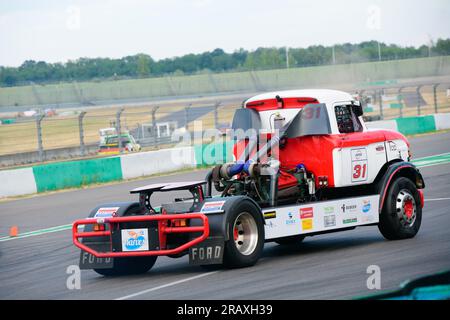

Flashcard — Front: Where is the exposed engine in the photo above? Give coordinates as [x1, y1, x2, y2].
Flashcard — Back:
[209, 155, 319, 208]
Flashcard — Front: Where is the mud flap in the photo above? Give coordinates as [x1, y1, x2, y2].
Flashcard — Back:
[79, 243, 114, 269]
[189, 236, 224, 265]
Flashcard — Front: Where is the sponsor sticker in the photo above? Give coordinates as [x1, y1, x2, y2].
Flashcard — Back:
[341, 203, 357, 214]
[121, 229, 149, 251]
[324, 206, 335, 215]
[285, 212, 297, 225]
[94, 207, 119, 218]
[302, 218, 313, 231]
[351, 148, 367, 161]
[324, 215, 336, 228]
[362, 200, 371, 213]
[264, 211, 277, 220]
[343, 217, 358, 224]
[200, 201, 225, 213]
[300, 207, 314, 219]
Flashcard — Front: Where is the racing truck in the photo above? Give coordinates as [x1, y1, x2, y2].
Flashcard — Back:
[72, 89, 425, 276]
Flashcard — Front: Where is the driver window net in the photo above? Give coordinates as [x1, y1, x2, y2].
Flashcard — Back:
[335, 105, 362, 133]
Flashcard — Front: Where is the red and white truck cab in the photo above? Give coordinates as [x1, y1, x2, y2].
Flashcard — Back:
[241, 89, 410, 190]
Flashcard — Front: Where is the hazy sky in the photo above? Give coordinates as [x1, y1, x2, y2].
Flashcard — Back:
[1, 0, 449, 66]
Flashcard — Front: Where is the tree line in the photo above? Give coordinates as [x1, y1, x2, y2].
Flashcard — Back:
[1, 39, 449, 87]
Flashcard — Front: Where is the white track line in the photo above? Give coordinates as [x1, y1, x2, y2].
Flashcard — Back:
[115, 271, 219, 300]
[425, 197, 450, 202]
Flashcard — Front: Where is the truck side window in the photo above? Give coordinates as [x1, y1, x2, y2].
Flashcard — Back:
[335, 105, 363, 133]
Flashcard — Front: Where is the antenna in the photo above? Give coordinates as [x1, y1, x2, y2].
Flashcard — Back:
[275, 95, 284, 108]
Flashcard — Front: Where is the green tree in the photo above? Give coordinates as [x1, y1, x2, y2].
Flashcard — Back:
[435, 39, 450, 55]
[136, 54, 151, 77]
[1, 39, 450, 87]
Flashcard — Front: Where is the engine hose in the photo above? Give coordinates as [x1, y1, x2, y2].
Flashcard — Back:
[227, 162, 245, 177]
[204, 170, 213, 197]
[212, 165, 225, 192]
[243, 160, 255, 175]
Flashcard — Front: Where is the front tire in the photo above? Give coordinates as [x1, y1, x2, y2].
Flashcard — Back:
[223, 201, 264, 268]
[378, 177, 422, 240]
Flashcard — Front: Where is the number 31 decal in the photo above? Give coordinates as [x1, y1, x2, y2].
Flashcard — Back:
[352, 161, 368, 182]
[350, 148, 368, 183]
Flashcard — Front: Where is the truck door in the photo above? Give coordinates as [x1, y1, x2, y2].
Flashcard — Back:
[333, 104, 387, 187]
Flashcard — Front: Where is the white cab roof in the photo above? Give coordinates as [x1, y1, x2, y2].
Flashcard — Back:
[245, 89, 354, 107]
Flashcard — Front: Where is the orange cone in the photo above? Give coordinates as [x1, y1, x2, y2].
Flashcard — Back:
[9, 226, 18, 237]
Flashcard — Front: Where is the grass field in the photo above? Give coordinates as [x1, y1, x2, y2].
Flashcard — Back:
[0, 102, 236, 155]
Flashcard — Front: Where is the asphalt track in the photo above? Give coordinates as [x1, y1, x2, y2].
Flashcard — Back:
[1, 132, 450, 300]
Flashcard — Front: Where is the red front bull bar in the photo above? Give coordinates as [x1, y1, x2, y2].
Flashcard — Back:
[72, 213, 209, 258]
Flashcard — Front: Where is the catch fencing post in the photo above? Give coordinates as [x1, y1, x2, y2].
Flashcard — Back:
[214, 101, 221, 129]
[379, 89, 384, 120]
[36, 114, 45, 162]
[397, 87, 404, 118]
[358, 89, 365, 102]
[151, 106, 159, 148]
[78, 111, 86, 156]
[116, 108, 124, 153]
[185, 104, 192, 131]
[433, 84, 439, 114]
[208, 72, 219, 93]
[416, 85, 423, 116]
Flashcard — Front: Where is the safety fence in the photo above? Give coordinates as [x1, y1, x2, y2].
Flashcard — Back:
[1, 113, 449, 199]
[1, 80, 449, 167]
[0, 101, 240, 166]
[359, 83, 450, 121]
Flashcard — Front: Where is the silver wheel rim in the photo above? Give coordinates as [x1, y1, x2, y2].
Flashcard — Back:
[233, 212, 258, 255]
[396, 189, 417, 227]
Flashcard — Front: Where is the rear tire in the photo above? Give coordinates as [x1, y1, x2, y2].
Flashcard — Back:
[378, 177, 422, 240]
[223, 201, 264, 268]
[94, 205, 157, 276]
[275, 235, 305, 245]
[94, 256, 157, 276]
